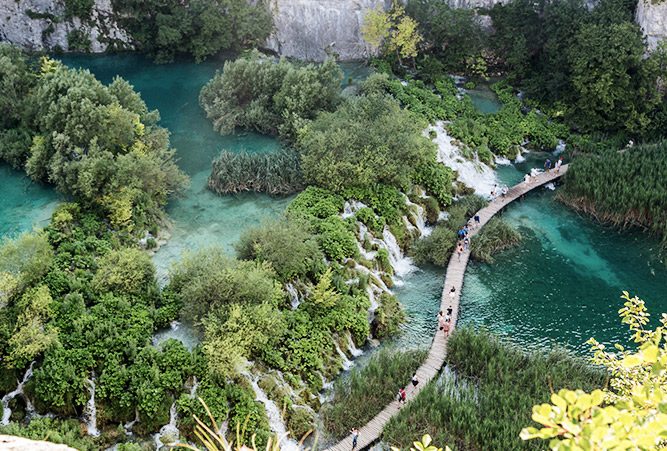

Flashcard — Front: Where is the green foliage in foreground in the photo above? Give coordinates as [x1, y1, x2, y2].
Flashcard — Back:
[112, 0, 272, 62]
[200, 53, 342, 141]
[522, 293, 667, 449]
[0, 417, 97, 450]
[208, 149, 304, 195]
[470, 218, 522, 264]
[322, 348, 427, 440]
[383, 328, 607, 450]
[562, 141, 667, 250]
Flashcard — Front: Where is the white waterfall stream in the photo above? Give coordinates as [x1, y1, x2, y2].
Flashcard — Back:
[345, 331, 363, 357]
[244, 372, 300, 451]
[334, 341, 353, 371]
[153, 402, 179, 449]
[1, 361, 36, 425]
[285, 282, 301, 310]
[123, 409, 140, 436]
[84, 374, 100, 437]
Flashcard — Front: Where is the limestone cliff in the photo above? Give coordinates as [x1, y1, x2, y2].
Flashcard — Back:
[0, 0, 131, 53]
[265, 0, 389, 60]
[636, 0, 667, 50]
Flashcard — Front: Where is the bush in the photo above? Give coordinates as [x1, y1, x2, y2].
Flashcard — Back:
[411, 225, 457, 266]
[412, 160, 455, 206]
[286, 187, 344, 220]
[208, 149, 304, 195]
[236, 218, 325, 282]
[316, 217, 358, 262]
[372, 293, 405, 339]
[470, 218, 522, 263]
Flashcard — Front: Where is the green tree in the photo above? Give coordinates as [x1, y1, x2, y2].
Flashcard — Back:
[361, 6, 391, 53]
[522, 292, 667, 449]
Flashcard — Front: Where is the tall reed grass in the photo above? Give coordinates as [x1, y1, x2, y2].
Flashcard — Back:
[382, 329, 607, 450]
[320, 348, 426, 440]
[470, 217, 521, 263]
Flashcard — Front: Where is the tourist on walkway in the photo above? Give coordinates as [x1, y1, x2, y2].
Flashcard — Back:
[474, 214, 480, 226]
[501, 185, 508, 198]
[446, 305, 453, 316]
[449, 286, 456, 299]
[490, 184, 498, 200]
[351, 428, 359, 450]
[438, 311, 446, 331]
[398, 387, 407, 405]
[464, 236, 470, 251]
[412, 373, 419, 387]
[457, 243, 464, 261]
[524, 173, 531, 185]
[555, 156, 563, 173]
[443, 320, 451, 337]
[544, 158, 552, 172]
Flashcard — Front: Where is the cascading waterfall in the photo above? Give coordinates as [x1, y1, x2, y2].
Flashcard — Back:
[345, 331, 363, 357]
[190, 376, 199, 398]
[405, 197, 429, 236]
[285, 282, 301, 310]
[428, 121, 498, 196]
[153, 402, 179, 449]
[84, 374, 100, 437]
[382, 227, 415, 280]
[554, 140, 566, 155]
[342, 200, 367, 219]
[1, 361, 36, 425]
[244, 372, 299, 451]
[123, 409, 140, 436]
[334, 341, 353, 371]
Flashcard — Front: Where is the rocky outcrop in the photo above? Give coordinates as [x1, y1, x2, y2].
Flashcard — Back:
[636, 0, 667, 50]
[265, 0, 390, 61]
[0, 0, 131, 53]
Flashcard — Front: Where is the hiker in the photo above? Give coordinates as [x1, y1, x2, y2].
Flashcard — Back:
[398, 387, 407, 404]
[438, 311, 447, 331]
[464, 236, 470, 251]
[555, 157, 563, 173]
[501, 185, 508, 198]
[442, 320, 451, 337]
[457, 243, 464, 261]
[351, 428, 359, 450]
[449, 286, 456, 299]
[412, 373, 419, 387]
[524, 173, 531, 185]
[490, 184, 498, 199]
[544, 158, 552, 172]
[474, 214, 480, 226]
[457, 228, 465, 240]
[446, 306, 453, 316]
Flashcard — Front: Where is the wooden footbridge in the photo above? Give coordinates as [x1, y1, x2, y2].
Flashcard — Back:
[325, 165, 568, 451]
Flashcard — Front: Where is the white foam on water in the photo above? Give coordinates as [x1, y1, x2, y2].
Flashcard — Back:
[334, 341, 354, 371]
[495, 156, 512, 166]
[244, 373, 299, 451]
[153, 402, 179, 449]
[428, 122, 499, 196]
[545, 183, 556, 191]
[84, 374, 100, 437]
[553, 140, 566, 155]
[1, 361, 35, 425]
[345, 331, 363, 357]
[382, 227, 416, 280]
[342, 200, 367, 219]
[285, 282, 301, 310]
[124, 409, 140, 436]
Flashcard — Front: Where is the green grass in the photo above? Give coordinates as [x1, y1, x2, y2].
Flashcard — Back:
[382, 328, 607, 450]
[320, 348, 426, 440]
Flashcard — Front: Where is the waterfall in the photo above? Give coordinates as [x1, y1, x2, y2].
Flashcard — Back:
[342, 200, 367, 219]
[554, 140, 566, 155]
[318, 374, 334, 404]
[123, 409, 140, 436]
[1, 361, 36, 425]
[495, 155, 512, 166]
[382, 227, 415, 280]
[189, 376, 199, 398]
[356, 223, 378, 260]
[153, 402, 180, 449]
[244, 373, 299, 451]
[84, 374, 100, 437]
[334, 341, 353, 371]
[345, 331, 363, 357]
[285, 282, 301, 310]
[428, 121, 498, 196]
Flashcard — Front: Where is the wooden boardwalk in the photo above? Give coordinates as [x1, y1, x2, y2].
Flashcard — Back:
[326, 165, 568, 451]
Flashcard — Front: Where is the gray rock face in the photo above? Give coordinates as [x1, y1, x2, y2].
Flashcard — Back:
[0, 0, 131, 52]
[636, 0, 667, 50]
[265, 0, 390, 61]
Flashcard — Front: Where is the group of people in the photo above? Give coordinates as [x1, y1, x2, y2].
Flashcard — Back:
[544, 156, 564, 173]
[438, 289, 455, 336]
[456, 226, 471, 261]
[524, 156, 564, 185]
[490, 183, 509, 200]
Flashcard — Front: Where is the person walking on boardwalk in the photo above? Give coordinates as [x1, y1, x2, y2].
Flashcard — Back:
[474, 214, 480, 227]
[457, 243, 464, 261]
[544, 158, 552, 172]
[351, 428, 359, 450]
[438, 310, 446, 331]
[449, 286, 456, 299]
[412, 373, 419, 387]
[555, 156, 563, 173]
[397, 387, 407, 405]
[464, 236, 470, 251]
[442, 320, 451, 337]
[501, 185, 508, 198]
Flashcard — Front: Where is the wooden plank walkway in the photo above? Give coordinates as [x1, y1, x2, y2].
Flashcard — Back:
[326, 165, 568, 451]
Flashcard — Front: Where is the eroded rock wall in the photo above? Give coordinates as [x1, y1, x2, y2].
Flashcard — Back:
[0, 0, 131, 52]
[265, 0, 390, 61]
[636, 0, 667, 50]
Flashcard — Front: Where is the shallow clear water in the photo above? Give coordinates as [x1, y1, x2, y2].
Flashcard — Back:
[0, 165, 61, 239]
[466, 84, 502, 114]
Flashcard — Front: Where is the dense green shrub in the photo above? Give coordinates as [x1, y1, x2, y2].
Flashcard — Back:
[343, 185, 407, 225]
[321, 348, 426, 439]
[383, 328, 606, 450]
[0, 417, 97, 450]
[286, 187, 344, 220]
[372, 293, 405, 339]
[112, 0, 272, 62]
[66, 29, 91, 51]
[470, 218, 522, 263]
[200, 54, 342, 141]
[315, 216, 358, 262]
[236, 218, 325, 282]
[208, 149, 304, 195]
[298, 93, 435, 192]
[64, 0, 94, 18]
[412, 160, 455, 206]
[412, 224, 457, 266]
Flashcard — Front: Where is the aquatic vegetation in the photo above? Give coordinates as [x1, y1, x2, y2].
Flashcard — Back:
[208, 149, 304, 195]
[321, 348, 426, 440]
[561, 140, 667, 250]
[470, 218, 522, 264]
[382, 328, 606, 450]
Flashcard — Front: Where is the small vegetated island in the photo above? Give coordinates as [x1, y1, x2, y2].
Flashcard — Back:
[0, 0, 666, 449]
